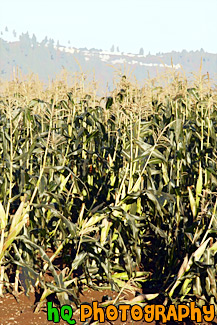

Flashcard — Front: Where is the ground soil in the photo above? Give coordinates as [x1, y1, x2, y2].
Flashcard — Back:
[0, 289, 143, 325]
[0, 289, 216, 325]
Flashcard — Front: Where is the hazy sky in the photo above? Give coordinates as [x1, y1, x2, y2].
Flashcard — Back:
[1, 0, 217, 54]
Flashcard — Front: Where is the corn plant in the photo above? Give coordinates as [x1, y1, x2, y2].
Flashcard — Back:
[0, 69, 217, 314]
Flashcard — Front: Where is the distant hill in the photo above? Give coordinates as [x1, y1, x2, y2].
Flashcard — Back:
[1, 33, 217, 91]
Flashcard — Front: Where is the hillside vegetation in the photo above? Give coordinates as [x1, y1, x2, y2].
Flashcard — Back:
[0, 70, 217, 313]
[1, 33, 217, 90]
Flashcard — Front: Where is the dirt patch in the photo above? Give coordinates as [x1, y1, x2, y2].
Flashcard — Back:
[0, 290, 216, 325]
[0, 289, 156, 325]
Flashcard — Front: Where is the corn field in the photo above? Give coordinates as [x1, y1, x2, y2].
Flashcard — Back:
[0, 69, 217, 314]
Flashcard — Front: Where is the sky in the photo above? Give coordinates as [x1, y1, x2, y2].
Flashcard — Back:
[1, 0, 217, 54]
